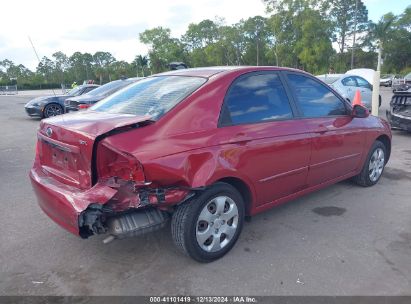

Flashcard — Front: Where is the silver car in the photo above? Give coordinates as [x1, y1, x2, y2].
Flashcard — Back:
[317, 74, 376, 110]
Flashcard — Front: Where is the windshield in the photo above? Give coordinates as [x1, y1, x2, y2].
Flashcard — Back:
[67, 86, 84, 96]
[91, 76, 206, 119]
[318, 76, 339, 84]
[86, 80, 131, 97]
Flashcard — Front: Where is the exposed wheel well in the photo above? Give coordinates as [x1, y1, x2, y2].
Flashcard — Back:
[376, 135, 391, 162]
[216, 177, 253, 215]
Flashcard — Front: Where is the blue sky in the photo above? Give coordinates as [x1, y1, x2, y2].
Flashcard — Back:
[364, 0, 409, 21]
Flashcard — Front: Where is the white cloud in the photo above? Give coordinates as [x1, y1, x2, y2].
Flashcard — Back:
[0, 0, 266, 70]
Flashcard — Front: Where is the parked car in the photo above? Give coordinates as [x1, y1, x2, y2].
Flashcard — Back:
[64, 78, 141, 112]
[380, 74, 395, 87]
[169, 62, 188, 70]
[316, 74, 381, 109]
[386, 89, 411, 132]
[30, 67, 391, 262]
[392, 72, 411, 92]
[345, 68, 375, 85]
[24, 84, 99, 118]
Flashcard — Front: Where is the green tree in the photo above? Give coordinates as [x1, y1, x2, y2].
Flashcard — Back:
[295, 8, 335, 73]
[329, 0, 369, 60]
[93, 51, 116, 84]
[242, 16, 271, 65]
[140, 27, 187, 73]
[133, 55, 148, 76]
[52, 51, 69, 84]
[36, 56, 54, 78]
[369, 13, 396, 71]
[379, 7, 411, 73]
[182, 19, 220, 50]
[266, 2, 334, 73]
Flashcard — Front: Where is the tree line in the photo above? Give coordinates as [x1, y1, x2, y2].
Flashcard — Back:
[0, 0, 410, 89]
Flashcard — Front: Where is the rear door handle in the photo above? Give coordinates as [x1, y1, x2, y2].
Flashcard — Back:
[313, 126, 329, 134]
[231, 132, 252, 144]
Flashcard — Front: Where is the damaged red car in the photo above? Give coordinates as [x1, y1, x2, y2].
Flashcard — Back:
[30, 67, 392, 262]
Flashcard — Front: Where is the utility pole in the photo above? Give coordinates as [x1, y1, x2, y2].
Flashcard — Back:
[350, 0, 359, 69]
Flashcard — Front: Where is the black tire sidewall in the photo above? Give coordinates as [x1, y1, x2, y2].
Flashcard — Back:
[183, 183, 245, 262]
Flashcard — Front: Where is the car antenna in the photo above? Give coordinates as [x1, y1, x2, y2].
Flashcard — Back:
[28, 36, 56, 96]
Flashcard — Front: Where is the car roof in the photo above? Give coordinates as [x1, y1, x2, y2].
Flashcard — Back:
[317, 74, 345, 78]
[155, 66, 303, 78]
[346, 68, 375, 84]
[82, 84, 100, 88]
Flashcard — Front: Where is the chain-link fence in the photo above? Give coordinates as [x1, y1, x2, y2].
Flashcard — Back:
[0, 85, 18, 95]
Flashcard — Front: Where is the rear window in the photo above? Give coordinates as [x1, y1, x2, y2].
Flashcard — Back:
[91, 76, 206, 119]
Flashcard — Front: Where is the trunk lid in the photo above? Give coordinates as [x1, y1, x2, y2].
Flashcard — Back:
[36, 111, 153, 189]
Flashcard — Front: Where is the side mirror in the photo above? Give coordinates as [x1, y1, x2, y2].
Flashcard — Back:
[352, 104, 369, 118]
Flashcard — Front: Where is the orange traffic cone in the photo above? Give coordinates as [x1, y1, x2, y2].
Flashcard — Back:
[352, 90, 363, 106]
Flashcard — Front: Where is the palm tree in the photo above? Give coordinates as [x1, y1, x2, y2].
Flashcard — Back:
[370, 13, 396, 71]
[137, 55, 148, 76]
[133, 55, 149, 77]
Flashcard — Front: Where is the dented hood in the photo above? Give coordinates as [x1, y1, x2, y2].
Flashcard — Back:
[43, 110, 153, 139]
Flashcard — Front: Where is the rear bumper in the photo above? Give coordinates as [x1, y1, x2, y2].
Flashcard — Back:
[30, 165, 117, 236]
[386, 110, 411, 132]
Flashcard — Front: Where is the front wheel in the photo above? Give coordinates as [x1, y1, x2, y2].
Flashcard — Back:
[353, 140, 387, 187]
[171, 182, 245, 262]
[43, 103, 64, 118]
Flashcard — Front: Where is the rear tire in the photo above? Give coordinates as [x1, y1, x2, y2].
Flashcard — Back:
[353, 140, 387, 187]
[171, 182, 245, 263]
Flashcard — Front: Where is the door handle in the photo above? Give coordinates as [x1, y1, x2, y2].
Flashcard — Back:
[231, 132, 251, 144]
[313, 125, 329, 134]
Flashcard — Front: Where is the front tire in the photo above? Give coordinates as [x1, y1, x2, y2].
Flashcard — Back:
[171, 182, 245, 262]
[43, 103, 64, 118]
[353, 140, 387, 187]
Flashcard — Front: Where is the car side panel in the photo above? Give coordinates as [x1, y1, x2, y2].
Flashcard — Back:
[101, 70, 391, 216]
[304, 116, 366, 185]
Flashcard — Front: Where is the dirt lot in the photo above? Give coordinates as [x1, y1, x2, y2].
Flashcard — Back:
[0, 88, 410, 296]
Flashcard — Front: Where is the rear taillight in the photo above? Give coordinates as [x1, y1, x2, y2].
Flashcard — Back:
[78, 104, 91, 110]
[97, 142, 146, 184]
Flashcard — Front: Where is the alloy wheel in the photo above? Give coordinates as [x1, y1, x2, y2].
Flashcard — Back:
[369, 147, 385, 182]
[45, 104, 63, 117]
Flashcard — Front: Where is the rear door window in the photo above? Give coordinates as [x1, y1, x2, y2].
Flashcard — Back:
[220, 72, 293, 126]
[286, 74, 348, 117]
[355, 76, 372, 90]
[342, 76, 357, 87]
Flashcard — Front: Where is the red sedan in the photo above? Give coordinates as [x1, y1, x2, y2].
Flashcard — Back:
[30, 67, 391, 262]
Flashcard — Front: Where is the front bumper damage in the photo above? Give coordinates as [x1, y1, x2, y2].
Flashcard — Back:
[386, 92, 411, 132]
[30, 166, 193, 241]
